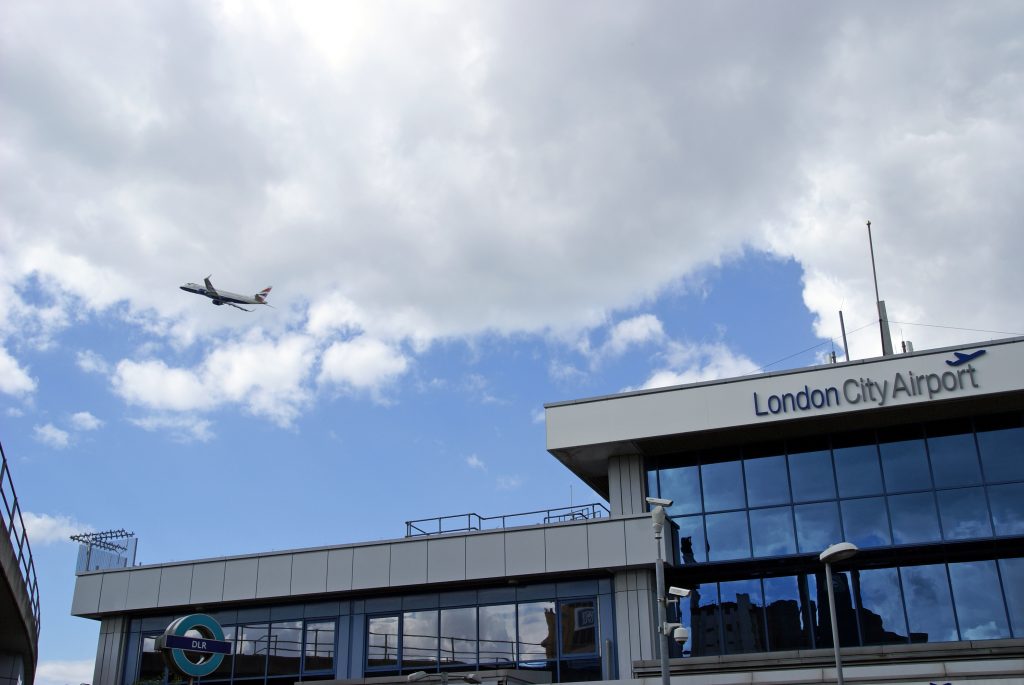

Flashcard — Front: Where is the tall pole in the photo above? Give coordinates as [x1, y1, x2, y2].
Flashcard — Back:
[653, 512, 670, 685]
[866, 221, 893, 356]
[824, 561, 845, 685]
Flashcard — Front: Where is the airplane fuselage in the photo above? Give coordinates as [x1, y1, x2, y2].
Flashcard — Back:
[180, 283, 263, 306]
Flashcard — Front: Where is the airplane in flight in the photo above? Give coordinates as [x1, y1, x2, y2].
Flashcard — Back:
[180, 276, 272, 312]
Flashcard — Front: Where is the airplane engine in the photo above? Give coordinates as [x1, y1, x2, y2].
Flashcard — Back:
[212, 300, 224, 306]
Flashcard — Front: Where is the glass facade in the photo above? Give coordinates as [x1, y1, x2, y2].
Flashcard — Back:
[649, 411, 1024, 656]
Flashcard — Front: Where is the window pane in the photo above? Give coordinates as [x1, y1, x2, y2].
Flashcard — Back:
[559, 658, 601, 682]
[976, 415, 1024, 482]
[809, 570, 857, 647]
[660, 465, 702, 516]
[788, 449, 836, 502]
[560, 600, 597, 656]
[718, 579, 766, 654]
[889, 492, 941, 545]
[901, 564, 958, 643]
[988, 483, 1024, 536]
[675, 515, 706, 564]
[763, 576, 811, 650]
[479, 605, 516, 668]
[744, 455, 790, 507]
[210, 626, 235, 679]
[367, 616, 399, 669]
[304, 621, 335, 673]
[833, 438, 883, 498]
[403, 611, 439, 669]
[853, 568, 907, 645]
[794, 502, 841, 554]
[879, 433, 931, 493]
[647, 469, 659, 501]
[518, 601, 556, 662]
[439, 608, 476, 668]
[268, 620, 302, 675]
[689, 583, 721, 657]
[937, 487, 993, 540]
[948, 561, 1010, 640]
[702, 461, 745, 512]
[998, 558, 1024, 638]
[705, 511, 750, 561]
[236, 623, 269, 678]
[139, 634, 165, 684]
[927, 426, 982, 488]
[749, 507, 796, 557]
[841, 497, 891, 549]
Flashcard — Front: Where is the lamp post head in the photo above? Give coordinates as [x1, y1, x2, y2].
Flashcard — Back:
[819, 541, 859, 564]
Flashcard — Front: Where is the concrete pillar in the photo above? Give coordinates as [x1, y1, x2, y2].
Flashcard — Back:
[612, 569, 658, 678]
[92, 616, 129, 685]
[607, 454, 647, 516]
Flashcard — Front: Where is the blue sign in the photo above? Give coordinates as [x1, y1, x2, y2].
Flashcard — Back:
[160, 614, 231, 678]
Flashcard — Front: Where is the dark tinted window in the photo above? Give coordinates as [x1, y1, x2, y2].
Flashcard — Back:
[889, 492, 941, 544]
[719, 579, 766, 654]
[479, 605, 516, 667]
[675, 515, 707, 564]
[701, 460, 745, 512]
[927, 422, 982, 488]
[744, 455, 790, 507]
[236, 623, 270, 678]
[794, 502, 840, 554]
[559, 600, 597, 656]
[988, 483, 1024, 536]
[304, 621, 335, 672]
[517, 601, 556, 662]
[854, 568, 907, 645]
[901, 565, 958, 643]
[809, 570, 857, 647]
[948, 561, 1010, 640]
[976, 415, 1024, 482]
[689, 583, 721, 657]
[936, 487, 992, 540]
[841, 497, 891, 548]
[367, 616, 399, 669]
[660, 465, 702, 516]
[998, 558, 1024, 638]
[403, 611, 439, 669]
[705, 511, 751, 561]
[878, 430, 931, 493]
[749, 507, 796, 557]
[268, 621, 302, 675]
[439, 608, 476, 668]
[833, 435, 883, 498]
[763, 576, 811, 650]
[788, 449, 836, 502]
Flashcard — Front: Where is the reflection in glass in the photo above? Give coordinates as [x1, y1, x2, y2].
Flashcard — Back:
[878, 433, 931, 493]
[948, 561, 1010, 640]
[744, 455, 791, 507]
[560, 600, 597, 656]
[889, 493, 941, 544]
[841, 497, 891, 548]
[719, 579, 766, 653]
[701, 460, 745, 512]
[236, 623, 270, 678]
[660, 465, 702, 516]
[937, 488, 993, 540]
[901, 565, 958, 642]
[559, 658, 602, 683]
[705, 511, 751, 561]
[810, 571, 858, 648]
[852, 568, 907, 645]
[975, 416, 1024, 483]
[304, 621, 335, 672]
[794, 502, 840, 554]
[988, 483, 1024, 536]
[268, 621, 302, 675]
[749, 507, 796, 557]
[440, 608, 477, 668]
[788, 449, 836, 502]
[688, 582, 721, 657]
[367, 616, 399, 669]
[209, 626, 235, 679]
[479, 604, 516, 667]
[998, 558, 1024, 638]
[403, 611, 439, 668]
[138, 634, 165, 684]
[518, 601, 557, 662]
[763, 576, 811, 650]
[675, 515, 706, 563]
[833, 441, 884, 498]
[927, 429, 982, 488]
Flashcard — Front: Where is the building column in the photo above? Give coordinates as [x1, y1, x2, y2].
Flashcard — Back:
[607, 454, 648, 516]
[612, 569, 658, 678]
[92, 616, 129, 685]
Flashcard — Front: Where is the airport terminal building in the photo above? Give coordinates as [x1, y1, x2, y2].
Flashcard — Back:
[72, 337, 1024, 684]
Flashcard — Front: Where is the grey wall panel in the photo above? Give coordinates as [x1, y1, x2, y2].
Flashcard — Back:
[504, 529, 546, 576]
[608, 458, 624, 516]
[402, 594, 439, 610]
[587, 520, 627, 569]
[365, 596, 402, 613]
[557, 579, 599, 599]
[158, 564, 194, 607]
[124, 568, 161, 610]
[544, 524, 588, 573]
[389, 540, 427, 587]
[190, 561, 226, 604]
[291, 550, 328, 595]
[256, 554, 293, 599]
[237, 606, 271, 622]
[439, 590, 477, 608]
[466, 533, 505, 579]
[477, 586, 515, 604]
[516, 583, 556, 602]
[223, 558, 259, 601]
[270, 604, 303, 620]
[352, 545, 390, 590]
[72, 573, 103, 615]
[427, 536, 466, 583]
[623, 517, 654, 566]
[348, 613, 365, 678]
[304, 601, 340, 618]
[336, 614, 352, 679]
[327, 547, 354, 592]
[98, 571, 130, 613]
[209, 609, 238, 626]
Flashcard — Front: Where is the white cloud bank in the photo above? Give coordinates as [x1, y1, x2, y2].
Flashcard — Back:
[70, 411, 103, 431]
[21, 511, 92, 544]
[33, 423, 70, 449]
[35, 659, 94, 685]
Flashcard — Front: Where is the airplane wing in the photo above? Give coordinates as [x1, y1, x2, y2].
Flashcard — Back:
[203, 275, 217, 294]
[225, 302, 252, 312]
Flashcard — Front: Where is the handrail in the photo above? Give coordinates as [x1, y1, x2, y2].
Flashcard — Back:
[405, 502, 611, 537]
[0, 440, 41, 638]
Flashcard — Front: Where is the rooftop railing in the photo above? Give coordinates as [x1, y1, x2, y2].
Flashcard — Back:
[0, 440, 40, 637]
[405, 502, 611, 537]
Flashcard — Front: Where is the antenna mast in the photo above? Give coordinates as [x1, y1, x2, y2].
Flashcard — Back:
[866, 221, 894, 356]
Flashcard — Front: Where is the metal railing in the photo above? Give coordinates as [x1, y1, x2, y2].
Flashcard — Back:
[405, 503, 611, 537]
[0, 440, 41, 637]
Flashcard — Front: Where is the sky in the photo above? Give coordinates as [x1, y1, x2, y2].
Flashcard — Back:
[1, 1, 1023, 683]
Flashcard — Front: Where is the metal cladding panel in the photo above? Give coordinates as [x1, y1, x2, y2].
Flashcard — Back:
[222, 558, 259, 601]
[124, 568, 161, 610]
[586, 519, 628, 569]
[291, 551, 328, 595]
[465, 533, 505, 579]
[97, 571, 130, 613]
[504, 529, 546, 576]
[326, 548, 354, 592]
[256, 555, 293, 598]
[190, 561, 226, 604]
[389, 540, 428, 587]
[158, 564, 194, 607]
[72, 573, 103, 615]
[623, 517, 655, 566]
[544, 524, 589, 573]
[427, 536, 467, 583]
[352, 545, 391, 590]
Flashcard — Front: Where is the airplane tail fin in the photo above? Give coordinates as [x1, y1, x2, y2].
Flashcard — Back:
[255, 287, 272, 303]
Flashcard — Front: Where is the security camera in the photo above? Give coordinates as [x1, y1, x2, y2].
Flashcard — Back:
[646, 496, 673, 507]
[672, 626, 689, 644]
[668, 586, 690, 597]
[661, 622, 681, 636]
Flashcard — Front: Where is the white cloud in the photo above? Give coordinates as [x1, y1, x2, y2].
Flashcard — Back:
[35, 659, 94, 685]
[497, 475, 523, 490]
[70, 411, 103, 431]
[34, 423, 70, 449]
[76, 349, 110, 374]
[602, 315, 666, 358]
[531, 407, 545, 424]
[0, 345, 35, 395]
[130, 414, 214, 442]
[6, 407, 25, 417]
[466, 454, 486, 471]
[318, 336, 409, 395]
[632, 342, 761, 391]
[21, 511, 92, 545]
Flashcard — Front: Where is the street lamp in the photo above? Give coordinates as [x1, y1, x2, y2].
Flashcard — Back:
[646, 496, 673, 685]
[819, 542, 859, 685]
